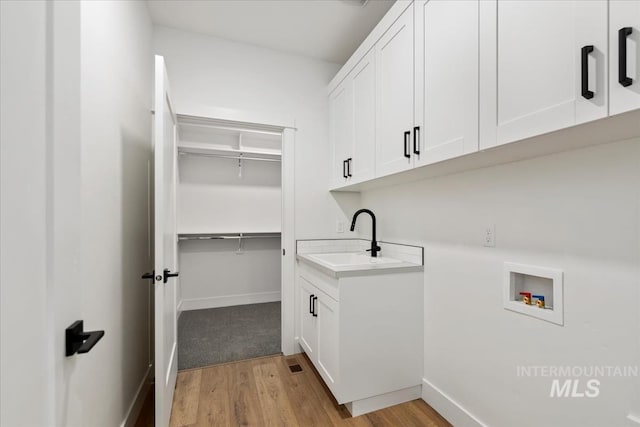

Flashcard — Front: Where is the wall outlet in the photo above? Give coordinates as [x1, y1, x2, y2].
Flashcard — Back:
[483, 224, 496, 247]
[336, 220, 344, 233]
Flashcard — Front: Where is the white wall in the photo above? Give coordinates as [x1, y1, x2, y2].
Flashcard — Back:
[153, 26, 361, 241]
[79, 1, 153, 425]
[1, 2, 52, 425]
[360, 138, 640, 427]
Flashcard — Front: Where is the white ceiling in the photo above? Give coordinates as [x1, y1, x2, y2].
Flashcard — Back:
[146, 0, 395, 64]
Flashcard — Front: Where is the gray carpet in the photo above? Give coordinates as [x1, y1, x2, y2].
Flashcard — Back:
[178, 302, 281, 370]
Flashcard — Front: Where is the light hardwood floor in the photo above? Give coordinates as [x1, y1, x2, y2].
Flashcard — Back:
[135, 353, 452, 427]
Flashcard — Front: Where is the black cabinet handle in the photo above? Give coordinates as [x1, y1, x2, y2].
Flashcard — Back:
[581, 45, 595, 99]
[404, 131, 411, 158]
[619, 27, 633, 87]
[342, 160, 347, 178]
[309, 294, 314, 314]
[66, 320, 105, 356]
[347, 158, 352, 177]
[163, 268, 179, 284]
[413, 126, 420, 155]
[141, 271, 155, 284]
[312, 296, 318, 317]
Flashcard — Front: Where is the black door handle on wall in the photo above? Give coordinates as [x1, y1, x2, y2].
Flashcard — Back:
[309, 294, 314, 314]
[581, 45, 595, 99]
[404, 131, 411, 158]
[619, 27, 633, 87]
[347, 158, 352, 177]
[342, 160, 347, 178]
[312, 296, 318, 317]
[163, 268, 179, 283]
[65, 320, 105, 356]
[413, 126, 420, 155]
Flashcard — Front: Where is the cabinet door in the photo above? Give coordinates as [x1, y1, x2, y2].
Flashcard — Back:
[610, 0, 640, 116]
[480, 0, 608, 149]
[299, 278, 317, 360]
[375, 4, 415, 177]
[329, 81, 353, 188]
[316, 292, 339, 390]
[414, 0, 478, 166]
[350, 49, 376, 184]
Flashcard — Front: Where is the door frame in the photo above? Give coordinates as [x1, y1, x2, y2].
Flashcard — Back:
[169, 103, 298, 356]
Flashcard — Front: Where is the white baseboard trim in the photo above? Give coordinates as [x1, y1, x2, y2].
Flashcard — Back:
[422, 378, 487, 427]
[120, 364, 152, 427]
[180, 291, 281, 311]
[345, 385, 422, 417]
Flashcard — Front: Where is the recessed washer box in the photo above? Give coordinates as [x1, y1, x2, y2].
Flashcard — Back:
[503, 262, 564, 326]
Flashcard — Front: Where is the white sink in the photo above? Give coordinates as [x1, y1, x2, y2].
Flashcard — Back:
[306, 252, 403, 267]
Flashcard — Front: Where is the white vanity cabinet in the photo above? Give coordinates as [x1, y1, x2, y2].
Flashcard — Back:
[296, 260, 423, 416]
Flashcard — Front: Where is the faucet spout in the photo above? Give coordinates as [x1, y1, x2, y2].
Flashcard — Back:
[350, 209, 381, 257]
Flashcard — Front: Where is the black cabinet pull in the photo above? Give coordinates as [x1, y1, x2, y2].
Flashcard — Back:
[404, 131, 411, 158]
[342, 160, 347, 178]
[163, 268, 179, 283]
[65, 320, 105, 356]
[413, 126, 420, 155]
[312, 296, 318, 317]
[347, 158, 352, 177]
[309, 294, 314, 314]
[619, 27, 633, 87]
[581, 45, 595, 99]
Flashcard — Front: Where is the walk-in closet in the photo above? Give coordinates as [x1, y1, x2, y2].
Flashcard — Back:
[175, 116, 284, 369]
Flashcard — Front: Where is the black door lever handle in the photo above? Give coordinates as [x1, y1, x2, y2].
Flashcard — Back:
[163, 268, 179, 283]
[66, 320, 105, 356]
[141, 271, 155, 283]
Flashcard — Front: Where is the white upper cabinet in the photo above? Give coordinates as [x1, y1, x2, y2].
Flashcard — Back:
[609, 0, 640, 116]
[330, 80, 353, 188]
[329, 50, 375, 188]
[375, 4, 415, 177]
[480, 0, 608, 149]
[414, 0, 478, 166]
[350, 50, 376, 184]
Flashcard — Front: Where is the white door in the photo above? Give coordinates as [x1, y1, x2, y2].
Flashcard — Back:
[481, 0, 608, 149]
[330, 81, 353, 188]
[299, 277, 318, 359]
[375, 4, 415, 177]
[316, 292, 339, 392]
[153, 55, 179, 427]
[350, 49, 376, 184]
[610, 0, 640, 116]
[414, 0, 478, 166]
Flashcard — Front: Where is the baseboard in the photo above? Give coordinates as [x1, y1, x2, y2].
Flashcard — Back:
[422, 378, 487, 427]
[345, 385, 422, 417]
[180, 291, 281, 311]
[120, 364, 152, 427]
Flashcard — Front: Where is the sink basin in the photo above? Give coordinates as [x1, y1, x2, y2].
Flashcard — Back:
[306, 252, 403, 267]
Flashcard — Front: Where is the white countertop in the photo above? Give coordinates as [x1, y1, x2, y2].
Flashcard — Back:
[296, 252, 423, 278]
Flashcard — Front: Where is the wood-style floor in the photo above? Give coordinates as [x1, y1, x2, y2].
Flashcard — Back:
[135, 353, 452, 427]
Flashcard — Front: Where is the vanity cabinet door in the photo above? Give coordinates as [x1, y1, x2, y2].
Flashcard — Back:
[316, 292, 339, 390]
[299, 277, 318, 360]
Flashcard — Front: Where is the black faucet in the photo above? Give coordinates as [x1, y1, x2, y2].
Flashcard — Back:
[350, 209, 381, 257]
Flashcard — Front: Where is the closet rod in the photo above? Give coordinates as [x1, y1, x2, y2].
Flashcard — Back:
[179, 152, 281, 162]
[178, 234, 281, 241]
